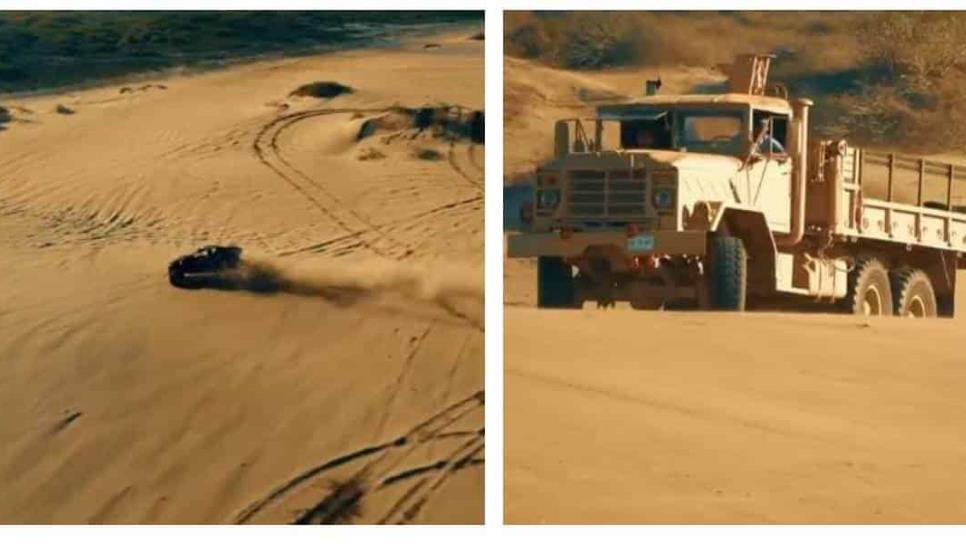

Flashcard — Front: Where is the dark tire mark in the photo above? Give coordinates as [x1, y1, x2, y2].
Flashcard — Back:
[435, 298, 483, 333]
[375, 324, 434, 440]
[254, 106, 483, 261]
[52, 410, 82, 434]
[274, 231, 364, 258]
[252, 108, 483, 329]
[467, 143, 482, 171]
[381, 436, 485, 524]
[292, 478, 364, 525]
[252, 108, 393, 259]
[433, 334, 474, 459]
[274, 195, 481, 259]
[234, 389, 483, 524]
[447, 142, 482, 191]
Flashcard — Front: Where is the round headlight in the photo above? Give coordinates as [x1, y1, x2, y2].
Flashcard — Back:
[653, 187, 674, 209]
[538, 189, 561, 209]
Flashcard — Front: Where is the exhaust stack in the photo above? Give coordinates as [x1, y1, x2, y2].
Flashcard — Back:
[776, 98, 813, 248]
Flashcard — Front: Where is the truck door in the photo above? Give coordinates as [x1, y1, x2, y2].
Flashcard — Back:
[745, 111, 792, 233]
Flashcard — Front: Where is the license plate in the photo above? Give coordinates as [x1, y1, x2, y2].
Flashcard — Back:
[627, 233, 655, 252]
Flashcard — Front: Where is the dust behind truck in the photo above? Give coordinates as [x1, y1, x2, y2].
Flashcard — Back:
[507, 54, 966, 317]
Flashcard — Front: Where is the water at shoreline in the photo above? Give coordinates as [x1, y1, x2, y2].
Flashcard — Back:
[0, 11, 483, 95]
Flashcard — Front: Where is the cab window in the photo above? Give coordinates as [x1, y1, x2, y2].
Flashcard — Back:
[752, 110, 789, 155]
[621, 117, 672, 150]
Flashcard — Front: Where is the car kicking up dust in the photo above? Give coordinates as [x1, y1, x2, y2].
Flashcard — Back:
[217, 256, 484, 329]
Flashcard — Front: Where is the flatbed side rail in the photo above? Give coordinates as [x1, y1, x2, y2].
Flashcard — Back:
[847, 149, 966, 252]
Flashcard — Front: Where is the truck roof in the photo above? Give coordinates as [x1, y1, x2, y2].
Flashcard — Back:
[601, 93, 793, 116]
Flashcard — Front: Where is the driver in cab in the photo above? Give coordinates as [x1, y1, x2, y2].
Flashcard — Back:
[635, 129, 657, 149]
[755, 119, 786, 155]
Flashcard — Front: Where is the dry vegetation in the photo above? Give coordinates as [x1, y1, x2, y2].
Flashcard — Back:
[829, 13, 966, 151]
[289, 81, 354, 99]
[505, 11, 966, 153]
[504, 12, 865, 74]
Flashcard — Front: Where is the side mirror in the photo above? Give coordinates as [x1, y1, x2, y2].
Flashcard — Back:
[554, 121, 570, 157]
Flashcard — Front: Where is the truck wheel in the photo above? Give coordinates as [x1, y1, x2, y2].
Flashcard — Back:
[537, 257, 578, 308]
[844, 258, 892, 316]
[630, 300, 662, 310]
[891, 268, 937, 318]
[709, 236, 747, 311]
[938, 295, 955, 318]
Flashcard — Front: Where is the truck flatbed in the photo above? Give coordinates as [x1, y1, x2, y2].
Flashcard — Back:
[819, 148, 966, 257]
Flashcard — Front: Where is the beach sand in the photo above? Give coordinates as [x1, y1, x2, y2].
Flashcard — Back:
[0, 30, 483, 524]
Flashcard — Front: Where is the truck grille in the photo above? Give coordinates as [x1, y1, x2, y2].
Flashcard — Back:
[567, 169, 647, 217]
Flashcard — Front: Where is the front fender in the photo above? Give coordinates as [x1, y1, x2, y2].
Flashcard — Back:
[697, 202, 778, 295]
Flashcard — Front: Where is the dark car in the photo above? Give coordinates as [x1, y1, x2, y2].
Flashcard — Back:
[168, 245, 242, 288]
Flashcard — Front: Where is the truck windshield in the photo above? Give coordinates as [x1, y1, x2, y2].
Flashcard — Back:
[614, 107, 747, 156]
[678, 111, 745, 154]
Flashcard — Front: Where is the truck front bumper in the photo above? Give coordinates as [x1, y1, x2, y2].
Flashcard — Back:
[506, 230, 707, 258]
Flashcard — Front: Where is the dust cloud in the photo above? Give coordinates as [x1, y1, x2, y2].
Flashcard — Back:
[227, 257, 483, 309]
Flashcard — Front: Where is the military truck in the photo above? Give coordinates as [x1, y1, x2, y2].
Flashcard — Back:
[507, 54, 966, 317]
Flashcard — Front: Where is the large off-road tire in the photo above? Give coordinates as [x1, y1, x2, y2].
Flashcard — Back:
[891, 268, 937, 318]
[938, 295, 955, 318]
[709, 236, 747, 311]
[844, 258, 893, 316]
[537, 257, 578, 308]
[629, 298, 663, 311]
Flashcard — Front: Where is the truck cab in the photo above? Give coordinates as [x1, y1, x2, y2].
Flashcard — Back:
[533, 93, 797, 234]
[509, 54, 816, 310]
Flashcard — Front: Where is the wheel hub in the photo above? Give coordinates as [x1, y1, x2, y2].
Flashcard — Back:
[862, 285, 883, 316]
[905, 294, 926, 318]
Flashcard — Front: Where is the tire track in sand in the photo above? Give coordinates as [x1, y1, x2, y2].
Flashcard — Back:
[273, 194, 482, 258]
[254, 107, 483, 261]
[253, 109, 484, 330]
[234, 389, 484, 524]
[252, 108, 396, 259]
[447, 142, 483, 192]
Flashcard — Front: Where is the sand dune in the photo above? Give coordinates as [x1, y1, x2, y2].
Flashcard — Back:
[0, 30, 482, 523]
[503, 57, 966, 524]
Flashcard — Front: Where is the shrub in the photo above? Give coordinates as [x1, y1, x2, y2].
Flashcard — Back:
[357, 147, 386, 161]
[289, 81, 353, 99]
[829, 13, 966, 151]
[414, 147, 443, 161]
